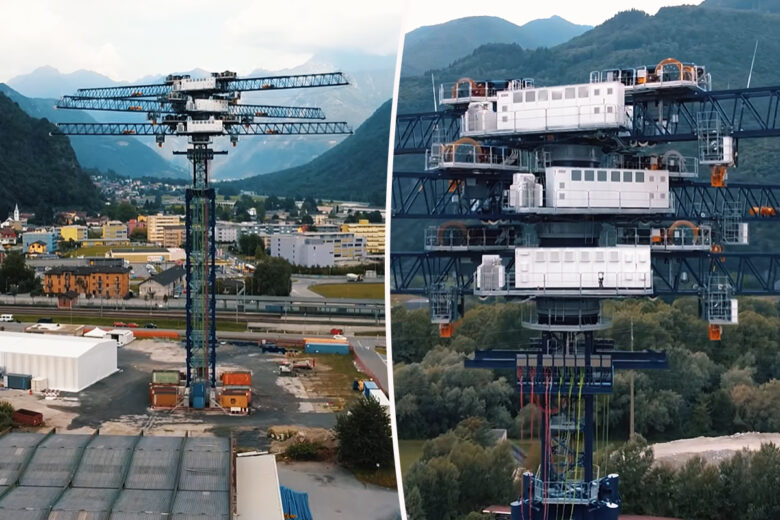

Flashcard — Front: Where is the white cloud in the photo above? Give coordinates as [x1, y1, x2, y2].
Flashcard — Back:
[0, 0, 404, 83]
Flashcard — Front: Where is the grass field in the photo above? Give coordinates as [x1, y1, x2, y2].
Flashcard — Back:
[62, 245, 114, 258]
[309, 282, 384, 299]
[307, 353, 368, 407]
[352, 467, 397, 489]
[398, 439, 427, 475]
[10, 314, 248, 332]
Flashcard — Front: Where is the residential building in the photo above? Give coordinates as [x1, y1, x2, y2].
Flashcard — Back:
[147, 214, 182, 244]
[139, 265, 185, 299]
[216, 224, 238, 243]
[270, 235, 334, 267]
[0, 228, 17, 247]
[341, 219, 385, 255]
[270, 231, 366, 266]
[60, 225, 88, 243]
[44, 265, 131, 298]
[162, 225, 186, 248]
[102, 220, 128, 240]
[23, 231, 58, 254]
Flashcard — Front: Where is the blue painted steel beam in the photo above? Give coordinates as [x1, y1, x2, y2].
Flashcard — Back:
[391, 170, 780, 222]
[73, 72, 349, 98]
[54, 121, 351, 136]
[395, 112, 461, 154]
[389, 250, 780, 295]
[57, 96, 326, 119]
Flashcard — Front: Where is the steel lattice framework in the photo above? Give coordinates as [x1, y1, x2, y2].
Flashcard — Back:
[55, 70, 351, 409]
[390, 67, 780, 520]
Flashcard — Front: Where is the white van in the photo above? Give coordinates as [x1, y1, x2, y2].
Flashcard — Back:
[0, 314, 14, 322]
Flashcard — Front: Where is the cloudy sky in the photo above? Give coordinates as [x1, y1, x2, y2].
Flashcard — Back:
[0, 1, 406, 83]
[405, 0, 704, 31]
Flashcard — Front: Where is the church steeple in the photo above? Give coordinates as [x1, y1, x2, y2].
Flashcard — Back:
[13, 204, 19, 221]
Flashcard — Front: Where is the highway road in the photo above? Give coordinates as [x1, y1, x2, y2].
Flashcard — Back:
[352, 337, 389, 392]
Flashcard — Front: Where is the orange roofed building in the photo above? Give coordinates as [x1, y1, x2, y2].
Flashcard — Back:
[44, 265, 131, 299]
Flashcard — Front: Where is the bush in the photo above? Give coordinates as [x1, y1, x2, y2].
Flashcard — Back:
[285, 440, 323, 461]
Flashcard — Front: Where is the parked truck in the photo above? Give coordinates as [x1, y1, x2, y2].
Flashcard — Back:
[346, 273, 363, 283]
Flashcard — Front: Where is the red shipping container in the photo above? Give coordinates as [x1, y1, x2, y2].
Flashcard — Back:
[221, 371, 251, 386]
[13, 409, 43, 426]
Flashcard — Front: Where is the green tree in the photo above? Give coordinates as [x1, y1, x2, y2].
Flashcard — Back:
[391, 306, 438, 363]
[251, 257, 292, 296]
[129, 227, 147, 242]
[0, 401, 13, 431]
[607, 435, 654, 514]
[238, 234, 263, 257]
[405, 457, 460, 520]
[405, 486, 427, 520]
[335, 396, 393, 471]
[0, 251, 38, 294]
[746, 443, 780, 520]
[674, 456, 724, 520]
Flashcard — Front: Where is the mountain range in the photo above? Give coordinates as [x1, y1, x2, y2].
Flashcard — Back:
[5, 54, 395, 180]
[401, 15, 592, 77]
[230, 99, 391, 205]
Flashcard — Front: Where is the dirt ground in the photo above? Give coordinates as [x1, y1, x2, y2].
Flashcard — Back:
[651, 432, 780, 467]
[0, 339, 342, 447]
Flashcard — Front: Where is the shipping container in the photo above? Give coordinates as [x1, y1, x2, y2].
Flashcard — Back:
[304, 343, 350, 355]
[223, 385, 252, 404]
[149, 384, 180, 408]
[152, 370, 181, 385]
[219, 392, 249, 409]
[221, 371, 251, 386]
[31, 377, 48, 393]
[7, 373, 32, 390]
[12, 408, 43, 426]
[363, 381, 378, 397]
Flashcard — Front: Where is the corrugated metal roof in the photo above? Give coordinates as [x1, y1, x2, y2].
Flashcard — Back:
[0, 510, 49, 520]
[0, 433, 46, 448]
[73, 436, 136, 489]
[0, 485, 62, 510]
[177, 450, 229, 491]
[183, 437, 229, 453]
[48, 512, 111, 520]
[20, 447, 85, 486]
[0, 446, 35, 486]
[52, 487, 117, 513]
[40, 434, 93, 450]
[110, 489, 170, 514]
[124, 437, 182, 491]
[171, 490, 229, 519]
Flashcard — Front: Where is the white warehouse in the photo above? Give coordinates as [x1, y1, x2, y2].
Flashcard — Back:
[0, 332, 118, 392]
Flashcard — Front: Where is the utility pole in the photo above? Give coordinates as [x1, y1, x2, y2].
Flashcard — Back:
[630, 317, 635, 438]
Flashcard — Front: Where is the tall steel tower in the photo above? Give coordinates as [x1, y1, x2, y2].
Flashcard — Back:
[391, 61, 780, 519]
[55, 71, 351, 408]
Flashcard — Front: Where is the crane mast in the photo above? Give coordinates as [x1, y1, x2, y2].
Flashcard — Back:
[55, 70, 351, 408]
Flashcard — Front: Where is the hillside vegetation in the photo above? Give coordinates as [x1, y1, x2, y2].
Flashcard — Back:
[0, 92, 102, 220]
[233, 100, 391, 205]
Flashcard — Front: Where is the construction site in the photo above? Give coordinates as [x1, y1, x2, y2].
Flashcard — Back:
[391, 55, 780, 520]
[0, 68, 397, 519]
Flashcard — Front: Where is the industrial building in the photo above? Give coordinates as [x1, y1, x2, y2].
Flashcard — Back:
[43, 265, 131, 298]
[270, 232, 366, 267]
[162, 225, 186, 247]
[108, 247, 184, 263]
[0, 432, 306, 519]
[215, 223, 238, 243]
[340, 219, 385, 254]
[0, 331, 117, 392]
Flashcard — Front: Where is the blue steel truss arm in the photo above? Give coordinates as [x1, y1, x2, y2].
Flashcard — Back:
[395, 112, 461, 154]
[75, 83, 171, 98]
[223, 72, 349, 91]
[389, 250, 780, 296]
[229, 121, 351, 135]
[53, 123, 172, 136]
[630, 85, 780, 141]
[57, 96, 326, 119]
[54, 121, 351, 136]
